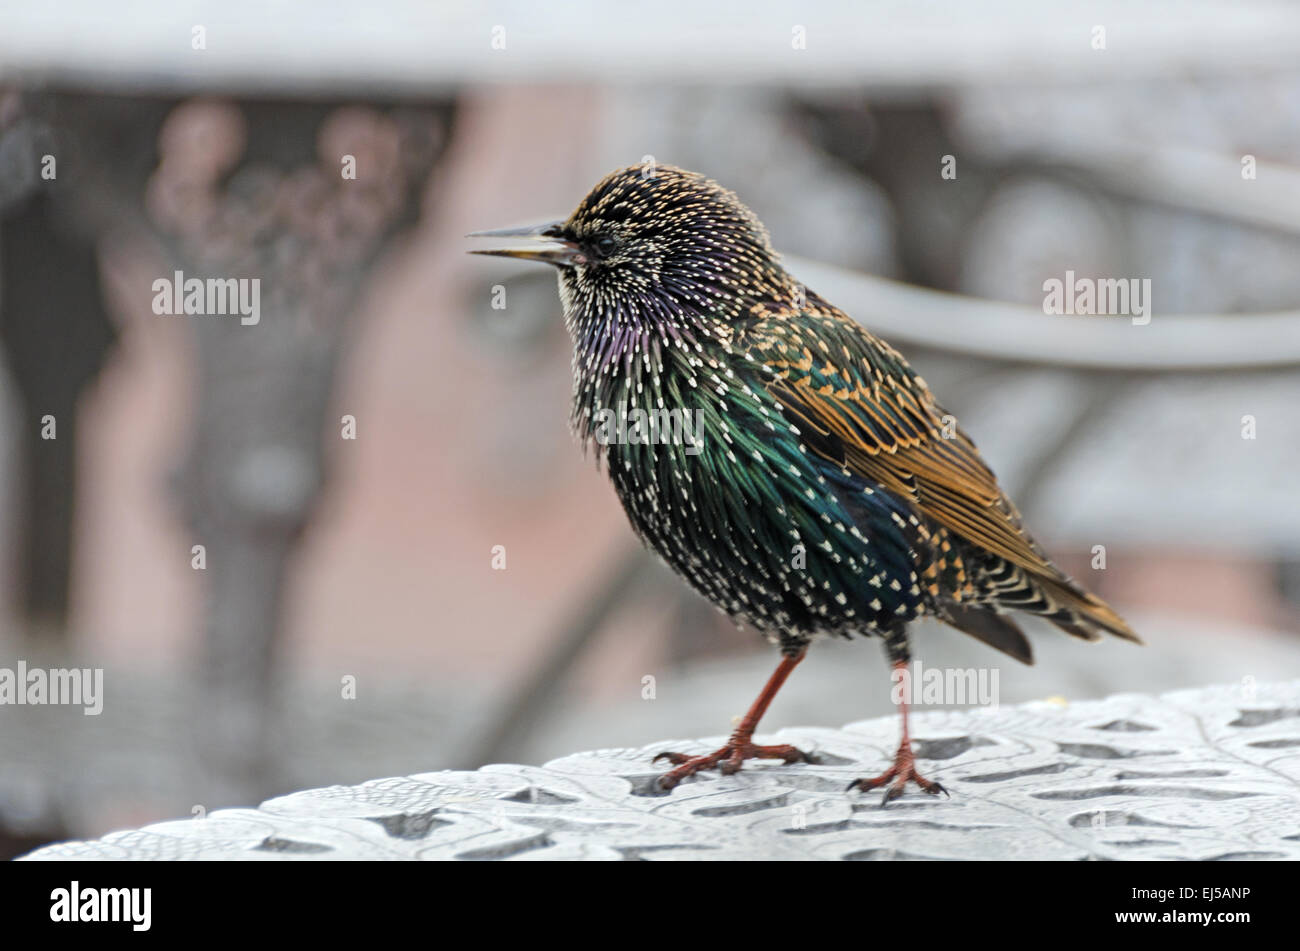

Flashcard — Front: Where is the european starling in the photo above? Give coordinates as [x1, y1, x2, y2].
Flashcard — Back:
[471, 165, 1140, 803]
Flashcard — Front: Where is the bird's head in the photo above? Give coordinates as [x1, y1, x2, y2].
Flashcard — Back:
[470, 165, 795, 334]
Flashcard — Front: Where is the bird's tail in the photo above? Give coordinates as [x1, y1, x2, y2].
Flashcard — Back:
[962, 552, 1142, 647]
[1035, 572, 1142, 644]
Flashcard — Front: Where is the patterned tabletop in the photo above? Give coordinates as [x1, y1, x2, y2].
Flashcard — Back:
[21, 680, 1300, 861]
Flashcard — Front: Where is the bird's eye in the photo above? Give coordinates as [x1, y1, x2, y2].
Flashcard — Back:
[592, 235, 618, 259]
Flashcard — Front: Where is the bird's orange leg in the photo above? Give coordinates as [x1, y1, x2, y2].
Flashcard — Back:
[847, 659, 949, 806]
[654, 648, 814, 790]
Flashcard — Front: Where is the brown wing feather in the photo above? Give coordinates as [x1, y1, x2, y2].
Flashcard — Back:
[742, 295, 1140, 643]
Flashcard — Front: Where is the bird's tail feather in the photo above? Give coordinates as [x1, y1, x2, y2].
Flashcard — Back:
[1035, 573, 1143, 644]
[959, 552, 1142, 647]
[940, 603, 1034, 665]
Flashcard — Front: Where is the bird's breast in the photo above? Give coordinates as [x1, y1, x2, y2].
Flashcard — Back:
[573, 343, 928, 639]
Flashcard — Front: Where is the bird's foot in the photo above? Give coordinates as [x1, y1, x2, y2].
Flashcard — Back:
[653, 738, 815, 791]
[847, 742, 949, 807]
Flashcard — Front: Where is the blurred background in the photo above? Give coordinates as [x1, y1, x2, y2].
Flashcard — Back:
[1, 1, 1298, 858]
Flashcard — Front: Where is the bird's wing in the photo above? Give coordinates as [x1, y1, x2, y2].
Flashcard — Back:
[739, 295, 1137, 640]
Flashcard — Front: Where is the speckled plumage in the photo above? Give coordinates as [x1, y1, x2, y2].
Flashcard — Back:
[472, 164, 1139, 798]
[549, 165, 1138, 657]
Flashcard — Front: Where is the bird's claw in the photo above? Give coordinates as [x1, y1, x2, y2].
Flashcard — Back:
[653, 740, 816, 791]
[847, 743, 949, 807]
[650, 751, 694, 766]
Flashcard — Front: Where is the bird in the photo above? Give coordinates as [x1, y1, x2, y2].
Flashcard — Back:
[470, 164, 1140, 804]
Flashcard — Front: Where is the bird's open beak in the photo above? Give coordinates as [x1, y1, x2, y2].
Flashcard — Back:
[467, 221, 586, 267]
